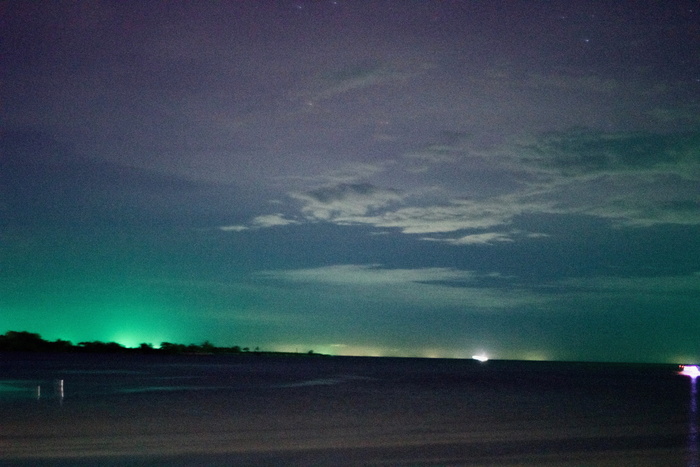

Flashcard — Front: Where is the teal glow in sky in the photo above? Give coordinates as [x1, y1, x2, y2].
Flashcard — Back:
[2, 1, 699, 362]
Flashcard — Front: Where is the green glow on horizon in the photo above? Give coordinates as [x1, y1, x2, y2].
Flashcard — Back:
[0, 285, 180, 348]
[108, 332, 165, 349]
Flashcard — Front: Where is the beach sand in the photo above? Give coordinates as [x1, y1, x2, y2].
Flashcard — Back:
[1, 405, 688, 466]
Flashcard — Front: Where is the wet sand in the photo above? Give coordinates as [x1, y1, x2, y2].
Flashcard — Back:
[1, 437, 688, 466]
[1, 409, 688, 466]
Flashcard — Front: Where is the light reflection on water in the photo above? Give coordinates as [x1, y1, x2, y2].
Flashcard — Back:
[689, 376, 699, 467]
[0, 379, 67, 405]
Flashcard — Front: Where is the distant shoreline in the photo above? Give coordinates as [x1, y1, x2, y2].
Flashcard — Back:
[1, 331, 691, 366]
[0, 330, 327, 357]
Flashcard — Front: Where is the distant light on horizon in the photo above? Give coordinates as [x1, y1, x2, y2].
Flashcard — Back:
[472, 354, 489, 362]
[680, 365, 700, 378]
[110, 331, 168, 349]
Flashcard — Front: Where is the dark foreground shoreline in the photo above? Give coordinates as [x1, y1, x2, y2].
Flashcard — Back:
[3, 434, 688, 467]
[1, 353, 696, 466]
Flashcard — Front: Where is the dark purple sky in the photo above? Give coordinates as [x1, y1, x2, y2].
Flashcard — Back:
[2, 1, 699, 362]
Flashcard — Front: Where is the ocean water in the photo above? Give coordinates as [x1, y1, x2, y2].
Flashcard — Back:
[0, 353, 696, 466]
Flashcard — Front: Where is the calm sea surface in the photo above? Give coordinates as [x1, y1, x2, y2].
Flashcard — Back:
[0, 353, 697, 466]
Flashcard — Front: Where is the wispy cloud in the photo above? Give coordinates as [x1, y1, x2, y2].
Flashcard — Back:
[557, 273, 700, 296]
[219, 225, 249, 232]
[505, 129, 700, 226]
[278, 163, 389, 190]
[514, 129, 700, 178]
[258, 265, 700, 313]
[421, 229, 549, 246]
[291, 183, 404, 221]
[219, 213, 298, 232]
[307, 194, 555, 234]
[250, 214, 298, 228]
[301, 61, 423, 105]
[439, 232, 515, 246]
[258, 264, 477, 285]
[257, 264, 547, 310]
[230, 129, 700, 234]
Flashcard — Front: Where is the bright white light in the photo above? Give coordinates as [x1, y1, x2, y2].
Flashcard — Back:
[680, 365, 700, 378]
[472, 354, 489, 362]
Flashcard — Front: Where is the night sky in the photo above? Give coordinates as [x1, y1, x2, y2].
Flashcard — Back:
[2, 1, 699, 363]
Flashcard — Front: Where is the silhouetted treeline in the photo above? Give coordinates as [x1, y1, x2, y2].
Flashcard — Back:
[0, 331, 74, 352]
[0, 331, 320, 356]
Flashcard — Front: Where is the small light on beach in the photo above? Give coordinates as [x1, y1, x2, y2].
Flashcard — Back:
[680, 365, 700, 378]
[472, 354, 489, 362]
